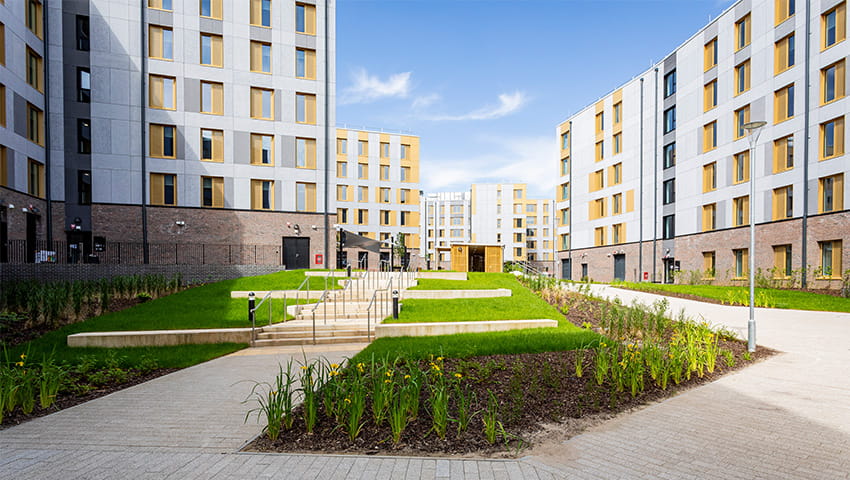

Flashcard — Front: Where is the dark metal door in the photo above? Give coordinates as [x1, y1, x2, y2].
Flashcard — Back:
[0, 208, 7, 263]
[282, 237, 310, 270]
[26, 213, 37, 263]
[581, 263, 588, 280]
[561, 258, 571, 280]
[663, 258, 675, 284]
[613, 254, 626, 281]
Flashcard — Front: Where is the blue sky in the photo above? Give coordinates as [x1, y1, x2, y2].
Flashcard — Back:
[336, 0, 736, 198]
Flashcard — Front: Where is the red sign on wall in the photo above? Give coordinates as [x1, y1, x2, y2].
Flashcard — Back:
[315, 254, 323, 265]
[643, 271, 649, 280]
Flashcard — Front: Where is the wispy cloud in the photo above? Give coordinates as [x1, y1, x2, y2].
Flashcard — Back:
[411, 93, 441, 110]
[340, 69, 411, 105]
[425, 91, 528, 121]
[421, 135, 558, 198]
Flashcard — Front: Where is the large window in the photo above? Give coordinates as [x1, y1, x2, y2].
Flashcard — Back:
[664, 70, 676, 97]
[149, 25, 173, 60]
[296, 2, 316, 34]
[200, 0, 222, 19]
[704, 37, 718, 71]
[251, 133, 274, 165]
[775, 34, 795, 74]
[819, 173, 844, 212]
[663, 107, 676, 133]
[774, 84, 795, 123]
[78, 68, 91, 103]
[734, 248, 749, 278]
[662, 179, 675, 205]
[296, 182, 316, 212]
[27, 0, 43, 38]
[662, 215, 674, 239]
[735, 105, 750, 139]
[27, 104, 43, 145]
[76, 15, 90, 51]
[251, 88, 274, 120]
[78, 170, 91, 205]
[704, 80, 718, 111]
[296, 138, 316, 169]
[819, 240, 843, 278]
[27, 159, 44, 198]
[296, 93, 316, 124]
[663, 142, 676, 168]
[734, 151, 750, 184]
[251, 0, 272, 27]
[26, 48, 43, 92]
[251, 42, 272, 74]
[358, 163, 367, 179]
[772, 185, 794, 220]
[148, 0, 172, 10]
[703, 121, 717, 152]
[773, 135, 794, 172]
[150, 173, 176, 206]
[735, 60, 751, 94]
[736, 13, 751, 50]
[775, 0, 796, 24]
[822, 60, 846, 104]
[296, 48, 316, 79]
[201, 81, 224, 115]
[200, 33, 223, 67]
[820, 117, 845, 160]
[150, 124, 175, 158]
[733, 195, 750, 226]
[201, 129, 224, 162]
[201, 176, 224, 208]
[78, 119, 91, 154]
[703, 162, 717, 192]
[251, 179, 274, 210]
[822, 2, 846, 50]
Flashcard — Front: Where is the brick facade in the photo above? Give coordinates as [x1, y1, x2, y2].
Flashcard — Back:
[0, 263, 286, 284]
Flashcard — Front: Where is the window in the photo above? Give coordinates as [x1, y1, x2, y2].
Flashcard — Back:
[775, 34, 795, 74]
[379, 187, 390, 203]
[400, 212, 410, 227]
[736, 13, 751, 50]
[201, 176, 224, 208]
[150, 173, 176, 206]
[251, 88, 274, 120]
[400, 189, 410, 204]
[200, 81, 223, 115]
[774, 85, 795, 123]
[358, 186, 368, 202]
[251, 179, 274, 210]
[26, 0, 42, 38]
[611, 163, 623, 185]
[27, 104, 43, 145]
[514, 218, 523, 228]
[662, 215, 675, 239]
[337, 208, 348, 224]
[595, 141, 604, 161]
[200, 0, 222, 19]
[561, 157, 570, 176]
[78, 119, 91, 154]
[452, 216, 464, 226]
[820, 117, 845, 160]
[773, 135, 794, 172]
[336, 162, 348, 179]
[822, 2, 846, 50]
[514, 188, 523, 200]
[612, 224, 624, 245]
[703, 162, 717, 192]
[613, 102, 622, 124]
[734, 248, 749, 278]
[296, 182, 316, 212]
[819, 173, 844, 212]
[0, 147, 5, 187]
[560, 208, 569, 225]
[401, 166, 411, 182]
[0, 24, 4, 66]
[149, 25, 173, 60]
[379, 210, 391, 226]
[150, 124, 175, 158]
[379, 142, 390, 159]
[612, 194, 622, 215]
[293, 137, 315, 169]
[27, 159, 44, 198]
[590, 169, 604, 192]
[819, 240, 843, 278]
[357, 163, 367, 179]
[295, 48, 316, 79]
[200, 129, 224, 162]
[26, 48, 43, 92]
[773, 185, 794, 220]
[76, 16, 90, 51]
[380, 165, 390, 181]
[251, 0, 272, 27]
[561, 131, 570, 149]
[401, 143, 411, 160]
[702, 204, 717, 231]
[663, 107, 676, 133]
[733, 151, 750, 184]
[590, 198, 606, 219]
[703, 252, 716, 279]
[560, 234, 570, 251]
[703, 121, 717, 152]
[595, 112, 604, 132]
[704, 37, 718, 71]
[735, 105, 750, 139]
[295, 2, 316, 34]
[251, 42, 272, 73]
[200, 33, 223, 67]
[357, 140, 368, 156]
[704, 80, 718, 111]
[775, 0, 796, 24]
[663, 142, 676, 168]
[594, 227, 606, 246]
[337, 138, 348, 155]
[822, 60, 846, 104]
[663, 179, 675, 205]
[336, 185, 350, 202]
[78, 68, 91, 103]
[251, 134, 274, 165]
[735, 60, 751, 94]
[357, 209, 368, 224]
[148, 0, 172, 10]
[613, 133, 622, 154]
[560, 183, 570, 201]
[664, 70, 676, 97]
[773, 245, 792, 278]
[733, 195, 750, 226]
[78, 170, 92, 205]
[296, 93, 316, 124]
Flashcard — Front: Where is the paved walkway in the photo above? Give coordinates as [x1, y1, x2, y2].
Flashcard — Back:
[2, 286, 849, 478]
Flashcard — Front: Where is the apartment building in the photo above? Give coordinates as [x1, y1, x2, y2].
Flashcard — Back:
[1, 0, 335, 268]
[556, 0, 848, 286]
[420, 191, 471, 266]
[334, 128, 421, 268]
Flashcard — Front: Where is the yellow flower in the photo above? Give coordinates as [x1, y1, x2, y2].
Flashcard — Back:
[344, 398, 351, 404]
[404, 374, 410, 379]
[20, 354, 26, 359]
[436, 356, 444, 361]
[329, 370, 339, 377]
[330, 363, 340, 369]
[454, 373, 462, 379]
[300, 366, 308, 370]
[16, 361, 24, 367]
[386, 371, 393, 377]
[384, 379, 391, 384]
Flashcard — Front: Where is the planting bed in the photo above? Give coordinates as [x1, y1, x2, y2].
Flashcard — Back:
[245, 287, 775, 457]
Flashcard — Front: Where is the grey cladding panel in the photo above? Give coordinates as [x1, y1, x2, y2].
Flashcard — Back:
[775, 17, 795, 40]
[184, 78, 200, 113]
[663, 94, 676, 110]
[704, 67, 718, 84]
[664, 53, 676, 73]
[176, 127, 185, 161]
[280, 135, 295, 168]
[200, 18, 223, 35]
[250, 26, 272, 42]
[275, 89, 282, 122]
[716, 201, 726, 228]
[233, 132, 249, 164]
[703, 21, 718, 41]
[734, 46, 751, 65]
[734, 0, 752, 19]
[148, 9, 173, 26]
[295, 34, 317, 50]
[13, 94, 28, 138]
[750, 96, 765, 127]
[822, 0, 844, 13]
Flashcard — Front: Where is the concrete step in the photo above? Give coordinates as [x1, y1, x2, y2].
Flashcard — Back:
[262, 321, 370, 332]
[256, 329, 369, 340]
[253, 335, 371, 347]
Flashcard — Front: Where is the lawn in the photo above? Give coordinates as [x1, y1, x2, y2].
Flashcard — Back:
[615, 281, 850, 313]
[392, 273, 563, 324]
[409, 272, 505, 290]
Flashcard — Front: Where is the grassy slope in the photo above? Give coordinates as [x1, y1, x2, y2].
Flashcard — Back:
[409, 273, 505, 290]
[353, 273, 599, 361]
[616, 282, 850, 313]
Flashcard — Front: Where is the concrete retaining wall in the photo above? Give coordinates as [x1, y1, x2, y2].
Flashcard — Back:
[375, 319, 557, 338]
[403, 289, 512, 299]
[67, 328, 253, 348]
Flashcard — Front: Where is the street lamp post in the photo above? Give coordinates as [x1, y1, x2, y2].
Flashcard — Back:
[743, 120, 766, 353]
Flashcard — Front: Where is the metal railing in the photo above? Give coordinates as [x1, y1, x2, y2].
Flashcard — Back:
[366, 276, 394, 341]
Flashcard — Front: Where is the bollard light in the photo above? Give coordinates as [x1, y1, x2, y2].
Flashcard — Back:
[392, 289, 400, 319]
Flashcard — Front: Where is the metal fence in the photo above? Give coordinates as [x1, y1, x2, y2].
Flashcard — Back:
[2, 240, 283, 265]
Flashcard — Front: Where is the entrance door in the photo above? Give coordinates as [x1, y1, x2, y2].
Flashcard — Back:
[581, 263, 588, 281]
[282, 237, 310, 269]
[613, 254, 626, 281]
[561, 258, 571, 280]
[470, 252, 485, 272]
[663, 258, 676, 284]
[358, 251, 369, 270]
[26, 213, 37, 263]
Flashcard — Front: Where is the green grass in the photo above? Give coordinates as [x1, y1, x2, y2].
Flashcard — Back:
[391, 273, 562, 324]
[615, 282, 850, 313]
[410, 272, 505, 290]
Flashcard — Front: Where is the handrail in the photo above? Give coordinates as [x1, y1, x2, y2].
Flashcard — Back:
[365, 276, 394, 341]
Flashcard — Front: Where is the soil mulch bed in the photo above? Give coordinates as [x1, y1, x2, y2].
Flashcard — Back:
[0, 367, 179, 430]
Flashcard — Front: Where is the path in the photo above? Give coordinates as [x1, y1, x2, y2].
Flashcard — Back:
[2, 286, 850, 478]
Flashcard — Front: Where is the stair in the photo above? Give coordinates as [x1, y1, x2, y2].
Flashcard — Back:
[253, 321, 373, 347]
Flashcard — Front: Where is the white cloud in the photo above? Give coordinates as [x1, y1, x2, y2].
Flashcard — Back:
[425, 91, 528, 121]
[421, 135, 558, 198]
[340, 69, 411, 105]
[411, 93, 441, 110]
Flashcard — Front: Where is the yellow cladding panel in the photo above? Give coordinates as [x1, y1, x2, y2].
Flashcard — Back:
[336, 128, 348, 139]
[379, 133, 391, 144]
[595, 100, 605, 114]
[626, 189, 635, 212]
[451, 245, 469, 272]
[357, 131, 369, 141]
[612, 89, 623, 103]
[485, 246, 503, 273]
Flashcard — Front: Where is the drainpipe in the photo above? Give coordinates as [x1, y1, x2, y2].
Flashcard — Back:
[652, 68, 659, 282]
[567, 121, 573, 278]
[322, 0, 330, 269]
[801, 0, 811, 288]
[638, 77, 645, 281]
[42, 4, 52, 243]
[140, 2, 149, 264]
